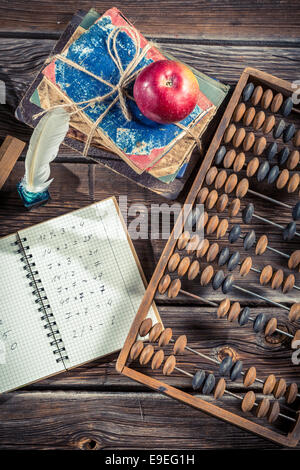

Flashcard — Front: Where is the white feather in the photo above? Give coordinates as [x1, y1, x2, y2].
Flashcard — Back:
[23, 108, 70, 193]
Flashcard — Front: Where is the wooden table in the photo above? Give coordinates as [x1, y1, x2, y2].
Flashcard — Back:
[0, 1, 299, 450]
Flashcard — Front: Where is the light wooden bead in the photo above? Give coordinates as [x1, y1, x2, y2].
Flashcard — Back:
[227, 301, 241, 322]
[168, 279, 181, 298]
[282, 274, 295, 293]
[187, 260, 200, 280]
[261, 89, 273, 109]
[224, 123, 236, 143]
[276, 169, 289, 189]
[268, 401, 280, 424]
[233, 128, 246, 148]
[163, 355, 176, 375]
[217, 298, 231, 318]
[139, 318, 153, 337]
[291, 330, 300, 349]
[206, 189, 218, 209]
[228, 198, 240, 217]
[263, 374, 276, 394]
[168, 253, 181, 272]
[215, 169, 227, 189]
[200, 265, 214, 286]
[241, 391, 256, 412]
[243, 366, 257, 387]
[149, 323, 163, 342]
[256, 235, 268, 255]
[243, 132, 255, 151]
[288, 250, 300, 269]
[196, 238, 210, 258]
[177, 257, 191, 277]
[158, 274, 171, 294]
[247, 157, 259, 177]
[273, 378, 287, 399]
[205, 166, 218, 185]
[216, 193, 228, 213]
[158, 327, 173, 347]
[253, 110, 265, 130]
[239, 256, 252, 276]
[251, 85, 263, 105]
[206, 215, 219, 234]
[223, 149, 236, 168]
[243, 106, 256, 126]
[197, 187, 209, 204]
[262, 115, 275, 134]
[293, 129, 300, 147]
[287, 173, 300, 193]
[151, 350, 164, 370]
[256, 398, 270, 418]
[289, 303, 300, 322]
[186, 234, 200, 254]
[173, 335, 187, 354]
[177, 231, 190, 250]
[214, 378, 226, 399]
[233, 102, 246, 122]
[271, 92, 283, 113]
[224, 174, 238, 194]
[271, 269, 283, 289]
[216, 219, 229, 239]
[287, 150, 299, 170]
[236, 178, 249, 198]
[260, 265, 273, 285]
[265, 317, 277, 336]
[130, 340, 144, 360]
[139, 344, 154, 365]
[206, 243, 219, 262]
[253, 136, 267, 156]
[285, 383, 298, 404]
[233, 152, 245, 172]
[197, 211, 208, 231]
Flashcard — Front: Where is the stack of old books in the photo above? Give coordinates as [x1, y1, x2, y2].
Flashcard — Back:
[16, 7, 229, 199]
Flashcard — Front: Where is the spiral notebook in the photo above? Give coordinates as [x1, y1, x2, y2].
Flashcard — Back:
[0, 197, 159, 393]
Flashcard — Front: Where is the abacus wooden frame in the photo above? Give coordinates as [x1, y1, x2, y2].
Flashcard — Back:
[116, 67, 300, 447]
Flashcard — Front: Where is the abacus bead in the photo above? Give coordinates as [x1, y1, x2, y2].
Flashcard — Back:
[283, 221, 296, 241]
[263, 374, 276, 394]
[239, 306, 251, 326]
[188, 260, 200, 280]
[197, 187, 209, 204]
[228, 198, 241, 217]
[177, 231, 190, 250]
[262, 115, 276, 134]
[206, 189, 218, 209]
[212, 270, 225, 290]
[251, 85, 263, 105]
[233, 102, 246, 122]
[293, 201, 300, 220]
[261, 89, 273, 109]
[216, 219, 228, 239]
[217, 298, 231, 318]
[236, 178, 249, 198]
[271, 269, 284, 289]
[247, 157, 259, 177]
[278, 147, 290, 165]
[158, 328, 173, 347]
[214, 378, 226, 399]
[224, 173, 238, 193]
[253, 313, 266, 333]
[218, 247, 230, 266]
[260, 265, 273, 285]
[256, 235, 268, 255]
[233, 128, 246, 148]
[285, 383, 298, 404]
[243, 82, 255, 101]
[200, 265, 214, 286]
[256, 398, 270, 418]
[228, 301, 241, 322]
[257, 161, 270, 182]
[158, 274, 171, 294]
[240, 257, 252, 276]
[177, 257, 191, 277]
[242, 391, 256, 412]
[289, 303, 300, 322]
[206, 215, 219, 234]
[291, 330, 300, 349]
[282, 274, 295, 293]
[215, 145, 226, 165]
[151, 350, 164, 370]
[227, 251, 240, 271]
[230, 360, 243, 381]
[196, 238, 210, 258]
[219, 355, 233, 375]
[202, 373, 216, 394]
[216, 193, 229, 212]
[168, 253, 181, 272]
[273, 119, 285, 139]
[130, 341, 144, 360]
[224, 149, 236, 168]
[268, 401, 280, 424]
[186, 234, 200, 254]
[192, 370, 206, 390]
[265, 317, 277, 336]
[205, 166, 218, 185]
[276, 168, 290, 189]
[281, 96, 293, 117]
[229, 224, 241, 243]
[266, 142, 278, 161]
[267, 165, 280, 184]
[233, 152, 245, 172]
[271, 92, 283, 113]
[163, 355, 176, 376]
[244, 230, 256, 250]
[253, 110, 265, 130]
[207, 243, 219, 262]
[168, 279, 181, 298]
[294, 130, 300, 147]
[253, 136, 267, 156]
[242, 203, 254, 224]
[139, 318, 153, 337]
[283, 123, 295, 143]
[173, 335, 187, 355]
[273, 378, 287, 399]
[288, 150, 300, 170]
[149, 323, 163, 342]
[197, 211, 208, 231]
[222, 274, 234, 294]
[243, 106, 256, 126]
[243, 132, 255, 151]
[187, 207, 201, 228]
[287, 173, 300, 193]
[288, 250, 300, 269]
[224, 123, 236, 143]
[139, 344, 154, 365]
[215, 170, 227, 189]
[244, 366, 257, 387]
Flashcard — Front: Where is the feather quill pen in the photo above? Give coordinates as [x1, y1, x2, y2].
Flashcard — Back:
[23, 108, 70, 193]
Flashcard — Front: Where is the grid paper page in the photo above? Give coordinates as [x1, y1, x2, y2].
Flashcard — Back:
[20, 198, 157, 368]
[0, 234, 64, 393]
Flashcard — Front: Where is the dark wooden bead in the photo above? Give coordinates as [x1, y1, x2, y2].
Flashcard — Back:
[242, 82, 255, 101]
[257, 161, 270, 182]
[230, 360, 243, 381]
[273, 119, 285, 139]
[253, 313, 266, 332]
[192, 369, 206, 391]
[215, 145, 226, 165]
[218, 247, 230, 266]
[186, 207, 201, 228]
[242, 203, 254, 224]
[239, 306, 251, 326]
[229, 224, 241, 243]
[292, 201, 300, 221]
[283, 221, 296, 241]
[267, 165, 280, 184]
[283, 123, 295, 143]
[227, 251, 240, 271]
[212, 270, 225, 290]
[202, 373, 216, 394]
[219, 356, 233, 376]
[278, 147, 290, 165]
[222, 274, 234, 294]
[266, 142, 278, 161]
[281, 97, 293, 117]
[244, 230, 256, 250]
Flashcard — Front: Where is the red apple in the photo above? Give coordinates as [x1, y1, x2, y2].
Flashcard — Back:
[133, 60, 199, 124]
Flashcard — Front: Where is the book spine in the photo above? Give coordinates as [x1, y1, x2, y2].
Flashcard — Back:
[13, 234, 69, 366]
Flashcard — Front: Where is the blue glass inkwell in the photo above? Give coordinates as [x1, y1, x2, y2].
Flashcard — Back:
[17, 180, 50, 209]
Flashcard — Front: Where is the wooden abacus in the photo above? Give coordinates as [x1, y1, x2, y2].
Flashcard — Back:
[117, 68, 300, 447]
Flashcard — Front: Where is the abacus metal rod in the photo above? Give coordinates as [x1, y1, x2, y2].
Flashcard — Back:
[248, 189, 292, 210]
[265, 244, 289, 260]
[233, 284, 290, 311]
[252, 213, 300, 238]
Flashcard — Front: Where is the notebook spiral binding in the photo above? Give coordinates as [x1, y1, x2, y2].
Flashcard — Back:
[12, 235, 69, 365]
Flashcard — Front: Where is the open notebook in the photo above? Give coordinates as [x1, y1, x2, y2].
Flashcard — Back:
[0, 197, 159, 393]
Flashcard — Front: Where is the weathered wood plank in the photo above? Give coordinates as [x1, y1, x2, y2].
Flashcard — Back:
[0, 1, 299, 42]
